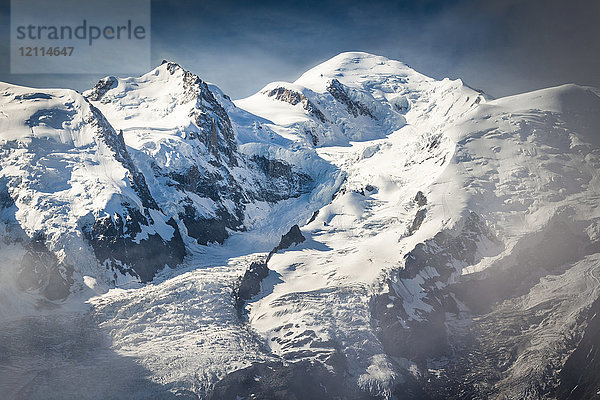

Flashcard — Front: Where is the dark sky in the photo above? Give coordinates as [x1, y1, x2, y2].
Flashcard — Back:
[0, 0, 598, 99]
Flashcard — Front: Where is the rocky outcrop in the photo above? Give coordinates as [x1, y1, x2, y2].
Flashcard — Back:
[233, 259, 269, 309]
[169, 61, 239, 166]
[83, 103, 187, 282]
[84, 76, 118, 102]
[414, 191, 427, 207]
[249, 156, 313, 202]
[327, 79, 376, 119]
[267, 224, 306, 262]
[166, 163, 246, 245]
[409, 192, 428, 234]
[83, 212, 185, 283]
[234, 225, 306, 311]
[87, 105, 159, 211]
[265, 86, 327, 123]
[87, 64, 315, 249]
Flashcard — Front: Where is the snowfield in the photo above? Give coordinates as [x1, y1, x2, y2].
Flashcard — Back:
[1, 52, 599, 399]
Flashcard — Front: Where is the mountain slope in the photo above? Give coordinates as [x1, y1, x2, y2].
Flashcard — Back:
[237, 52, 484, 146]
[0, 52, 599, 400]
[0, 83, 186, 317]
[86, 61, 316, 246]
[228, 56, 600, 398]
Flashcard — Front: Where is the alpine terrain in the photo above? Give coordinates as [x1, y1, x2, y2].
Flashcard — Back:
[0, 52, 599, 399]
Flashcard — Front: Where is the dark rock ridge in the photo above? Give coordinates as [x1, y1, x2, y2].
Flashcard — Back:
[0, 94, 188, 294]
[408, 209, 427, 234]
[87, 105, 158, 210]
[81, 103, 187, 282]
[267, 224, 306, 262]
[85, 76, 118, 102]
[162, 153, 312, 246]
[414, 190, 427, 207]
[327, 78, 376, 119]
[249, 156, 314, 202]
[0, 176, 14, 210]
[165, 163, 247, 246]
[234, 225, 306, 311]
[265, 86, 328, 123]
[233, 259, 269, 310]
[83, 211, 185, 283]
[164, 61, 239, 166]
[409, 191, 428, 234]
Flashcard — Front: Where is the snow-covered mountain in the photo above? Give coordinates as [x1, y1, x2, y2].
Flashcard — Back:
[1, 52, 599, 400]
[0, 83, 186, 311]
[85, 61, 315, 246]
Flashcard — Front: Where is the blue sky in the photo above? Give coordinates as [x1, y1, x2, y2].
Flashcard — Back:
[0, 0, 598, 99]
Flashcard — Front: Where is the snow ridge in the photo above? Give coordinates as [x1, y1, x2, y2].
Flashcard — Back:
[1, 52, 599, 399]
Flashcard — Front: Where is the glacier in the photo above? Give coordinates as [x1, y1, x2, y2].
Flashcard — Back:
[0, 52, 599, 399]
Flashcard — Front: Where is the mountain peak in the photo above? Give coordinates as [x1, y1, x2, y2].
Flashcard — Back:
[294, 51, 417, 89]
[157, 59, 187, 76]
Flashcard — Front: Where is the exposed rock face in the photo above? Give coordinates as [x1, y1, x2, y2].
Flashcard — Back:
[84, 213, 185, 283]
[234, 225, 306, 311]
[414, 191, 427, 207]
[267, 224, 306, 261]
[83, 103, 187, 281]
[265, 86, 328, 123]
[0, 81, 191, 295]
[327, 78, 376, 119]
[233, 259, 269, 309]
[84, 76, 118, 102]
[165, 61, 239, 166]
[3, 52, 600, 400]
[162, 155, 312, 246]
[87, 105, 159, 211]
[0, 177, 14, 210]
[87, 63, 314, 249]
[165, 163, 246, 245]
[250, 156, 313, 202]
[409, 191, 428, 234]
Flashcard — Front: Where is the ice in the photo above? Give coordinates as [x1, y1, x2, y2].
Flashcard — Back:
[1, 52, 599, 399]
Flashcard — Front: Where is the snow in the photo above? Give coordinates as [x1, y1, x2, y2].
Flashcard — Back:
[1, 52, 599, 399]
[89, 258, 274, 397]
[0, 82, 183, 318]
